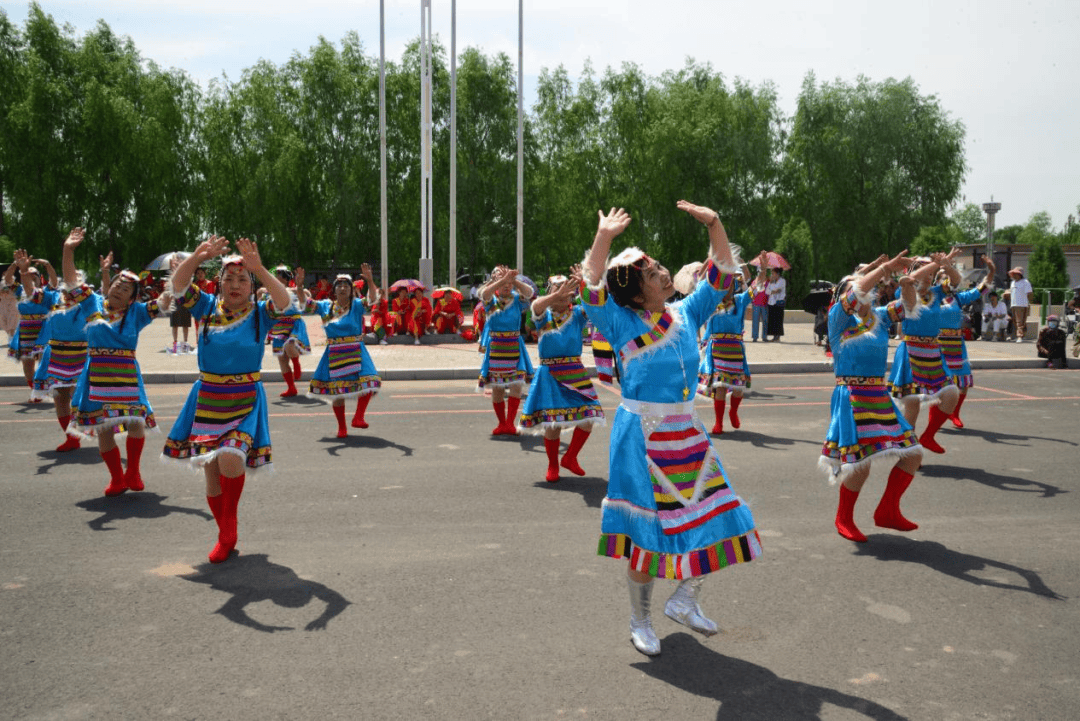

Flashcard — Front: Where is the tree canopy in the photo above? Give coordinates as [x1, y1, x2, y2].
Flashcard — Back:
[1, 5, 976, 290]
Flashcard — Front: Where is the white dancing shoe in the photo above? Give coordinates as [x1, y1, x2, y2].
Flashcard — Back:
[628, 577, 661, 656]
[664, 577, 719, 636]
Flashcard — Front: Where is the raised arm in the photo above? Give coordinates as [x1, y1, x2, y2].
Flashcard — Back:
[938, 247, 962, 286]
[236, 238, 290, 311]
[478, 267, 508, 303]
[13, 249, 34, 294]
[979, 257, 996, 292]
[855, 250, 910, 296]
[294, 267, 309, 305]
[508, 271, 535, 301]
[3, 258, 15, 288]
[360, 264, 377, 307]
[675, 200, 735, 267]
[99, 252, 113, 291]
[585, 208, 632, 285]
[39, 257, 58, 288]
[531, 270, 580, 317]
[60, 228, 86, 287]
[171, 236, 230, 292]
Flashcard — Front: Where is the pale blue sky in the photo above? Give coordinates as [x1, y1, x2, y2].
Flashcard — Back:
[3, 0, 1078, 232]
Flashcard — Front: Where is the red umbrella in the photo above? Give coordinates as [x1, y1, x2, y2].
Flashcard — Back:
[431, 286, 463, 301]
[389, 278, 425, 293]
[749, 251, 791, 270]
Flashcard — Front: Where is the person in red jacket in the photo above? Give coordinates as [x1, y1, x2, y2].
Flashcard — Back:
[407, 289, 433, 344]
[433, 293, 464, 334]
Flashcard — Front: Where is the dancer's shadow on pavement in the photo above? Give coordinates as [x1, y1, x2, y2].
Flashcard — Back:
[855, 535, 1064, 600]
[744, 390, 798, 401]
[943, 425, 1078, 448]
[75, 492, 211, 531]
[183, 553, 351, 632]
[35, 446, 104, 475]
[318, 434, 412, 457]
[633, 632, 908, 720]
[532, 476, 607, 508]
[511, 434, 547, 454]
[717, 429, 820, 451]
[269, 395, 324, 408]
[919, 463, 1066, 499]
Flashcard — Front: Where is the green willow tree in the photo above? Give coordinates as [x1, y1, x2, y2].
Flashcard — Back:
[782, 73, 966, 281]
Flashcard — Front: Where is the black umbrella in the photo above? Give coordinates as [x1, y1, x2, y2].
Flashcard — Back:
[802, 289, 833, 315]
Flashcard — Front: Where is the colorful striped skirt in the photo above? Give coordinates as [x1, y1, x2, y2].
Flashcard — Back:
[698, 332, 750, 396]
[889, 335, 951, 399]
[163, 371, 272, 471]
[307, 335, 381, 401]
[269, 316, 311, 356]
[32, 340, 88, 399]
[518, 356, 605, 431]
[597, 398, 760, 579]
[821, 377, 920, 479]
[939, 328, 973, 389]
[7, 314, 45, 360]
[478, 330, 533, 389]
[69, 348, 156, 434]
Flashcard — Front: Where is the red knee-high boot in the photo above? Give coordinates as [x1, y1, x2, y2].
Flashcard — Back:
[352, 393, 373, 428]
[102, 446, 127, 496]
[729, 395, 743, 430]
[491, 400, 508, 435]
[835, 484, 867, 542]
[504, 396, 521, 435]
[560, 427, 590, 476]
[711, 398, 725, 435]
[948, 392, 967, 428]
[291, 355, 302, 381]
[873, 466, 918, 531]
[124, 435, 145, 491]
[544, 437, 561, 482]
[280, 371, 298, 398]
[919, 404, 950, 454]
[333, 403, 348, 438]
[208, 473, 244, 563]
[56, 414, 80, 452]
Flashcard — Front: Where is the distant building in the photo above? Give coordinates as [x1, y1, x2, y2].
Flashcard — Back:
[952, 244, 1079, 291]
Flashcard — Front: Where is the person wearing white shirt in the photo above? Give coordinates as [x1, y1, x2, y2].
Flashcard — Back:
[983, 292, 1009, 341]
[1005, 267, 1034, 342]
[765, 268, 786, 341]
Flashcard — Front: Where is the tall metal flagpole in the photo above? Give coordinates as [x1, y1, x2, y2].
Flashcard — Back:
[379, 0, 388, 293]
[449, 0, 457, 288]
[516, 0, 524, 273]
[419, 0, 434, 292]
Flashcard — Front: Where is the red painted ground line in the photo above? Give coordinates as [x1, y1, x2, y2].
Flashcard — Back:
[978, 386, 1038, 400]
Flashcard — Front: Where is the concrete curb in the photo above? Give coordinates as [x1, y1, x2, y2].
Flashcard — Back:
[1, 358, 1058, 387]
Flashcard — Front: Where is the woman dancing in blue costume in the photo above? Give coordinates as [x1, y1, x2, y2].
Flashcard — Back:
[163, 236, 295, 564]
[306, 265, 381, 437]
[519, 266, 605, 482]
[936, 257, 994, 428]
[476, 266, 535, 435]
[582, 202, 760, 656]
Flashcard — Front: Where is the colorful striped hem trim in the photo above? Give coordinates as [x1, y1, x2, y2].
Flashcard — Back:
[597, 530, 762, 579]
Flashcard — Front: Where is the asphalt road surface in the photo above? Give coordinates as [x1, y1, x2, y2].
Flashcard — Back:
[2, 370, 1077, 720]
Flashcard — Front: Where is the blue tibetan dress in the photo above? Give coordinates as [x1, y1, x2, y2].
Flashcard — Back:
[7, 285, 51, 362]
[938, 286, 981, 389]
[477, 292, 533, 390]
[582, 259, 760, 580]
[32, 286, 91, 401]
[307, 298, 381, 401]
[163, 284, 295, 473]
[697, 289, 752, 396]
[268, 292, 312, 358]
[820, 285, 920, 481]
[888, 285, 952, 401]
[518, 305, 605, 432]
[68, 286, 161, 437]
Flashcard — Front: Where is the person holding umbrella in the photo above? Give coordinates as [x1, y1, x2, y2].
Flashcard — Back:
[308, 267, 381, 436]
[476, 266, 534, 435]
[582, 203, 760, 657]
[162, 235, 295, 564]
[519, 266, 605, 481]
[431, 287, 464, 335]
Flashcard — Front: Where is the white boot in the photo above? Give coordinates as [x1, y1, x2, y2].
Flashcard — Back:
[627, 577, 661, 656]
[664, 577, 719, 636]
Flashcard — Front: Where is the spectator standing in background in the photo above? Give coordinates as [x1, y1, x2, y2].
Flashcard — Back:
[749, 266, 769, 342]
[766, 267, 786, 341]
[1005, 266, 1033, 342]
